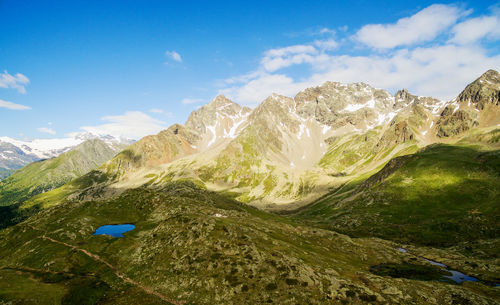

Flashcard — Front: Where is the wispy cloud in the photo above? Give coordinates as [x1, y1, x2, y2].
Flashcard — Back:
[79, 111, 166, 139]
[149, 108, 164, 113]
[261, 44, 318, 72]
[182, 98, 204, 104]
[450, 15, 500, 44]
[286, 26, 337, 38]
[0, 99, 31, 110]
[354, 4, 466, 49]
[150, 108, 174, 118]
[165, 50, 182, 63]
[37, 127, 56, 135]
[0, 70, 30, 94]
[318, 27, 336, 35]
[221, 4, 500, 105]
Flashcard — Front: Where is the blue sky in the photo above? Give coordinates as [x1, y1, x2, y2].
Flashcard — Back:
[1, 0, 499, 140]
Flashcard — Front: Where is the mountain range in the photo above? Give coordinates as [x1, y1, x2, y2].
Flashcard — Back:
[0, 133, 131, 180]
[40, 69, 498, 209]
[0, 69, 498, 304]
[0, 138, 130, 208]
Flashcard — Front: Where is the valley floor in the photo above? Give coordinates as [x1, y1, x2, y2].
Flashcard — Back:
[0, 182, 498, 304]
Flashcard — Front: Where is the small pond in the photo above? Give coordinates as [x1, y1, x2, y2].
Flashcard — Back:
[93, 224, 135, 238]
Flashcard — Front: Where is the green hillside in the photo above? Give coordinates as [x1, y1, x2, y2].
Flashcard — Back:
[0, 181, 497, 304]
[0, 139, 124, 207]
[293, 143, 500, 247]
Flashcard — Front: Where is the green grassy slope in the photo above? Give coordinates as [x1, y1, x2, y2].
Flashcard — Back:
[0, 181, 497, 304]
[293, 144, 500, 247]
[0, 139, 124, 207]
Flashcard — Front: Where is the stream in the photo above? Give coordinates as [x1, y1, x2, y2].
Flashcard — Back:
[397, 247, 499, 286]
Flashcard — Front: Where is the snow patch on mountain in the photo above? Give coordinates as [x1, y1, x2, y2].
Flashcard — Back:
[0, 136, 82, 159]
[0, 133, 130, 159]
[0, 133, 132, 177]
[342, 98, 377, 112]
[206, 124, 217, 147]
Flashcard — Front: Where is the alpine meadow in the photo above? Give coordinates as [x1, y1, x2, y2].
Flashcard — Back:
[0, 1, 499, 304]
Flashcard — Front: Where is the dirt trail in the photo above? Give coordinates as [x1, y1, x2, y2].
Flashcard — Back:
[27, 225, 184, 305]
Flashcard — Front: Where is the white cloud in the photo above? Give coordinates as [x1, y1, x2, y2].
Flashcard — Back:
[79, 111, 166, 139]
[355, 4, 465, 49]
[310, 45, 500, 100]
[149, 108, 164, 113]
[149, 108, 174, 118]
[264, 44, 317, 58]
[286, 26, 337, 38]
[224, 44, 500, 104]
[319, 27, 336, 35]
[37, 127, 56, 135]
[261, 44, 318, 72]
[221, 73, 303, 106]
[182, 98, 204, 104]
[314, 39, 338, 51]
[165, 50, 182, 62]
[0, 70, 30, 94]
[221, 4, 500, 105]
[0, 99, 31, 110]
[258, 40, 339, 74]
[450, 15, 500, 44]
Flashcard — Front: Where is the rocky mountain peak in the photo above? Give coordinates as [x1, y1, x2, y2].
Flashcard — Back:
[395, 88, 413, 101]
[466, 69, 500, 92]
[207, 94, 235, 109]
[435, 69, 499, 138]
[249, 94, 296, 125]
[184, 95, 252, 148]
[185, 95, 245, 135]
[457, 69, 500, 110]
[393, 88, 439, 112]
[394, 89, 418, 109]
[292, 81, 397, 131]
[261, 93, 294, 107]
[295, 81, 394, 111]
[480, 69, 500, 81]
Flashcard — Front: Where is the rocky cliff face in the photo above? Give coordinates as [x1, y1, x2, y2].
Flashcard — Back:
[457, 69, 500, 110]
[102, 124, 200, 179]
[437, 70, 500, 137]
[436, 106, 479, 137]
[294, 82, 397, 131]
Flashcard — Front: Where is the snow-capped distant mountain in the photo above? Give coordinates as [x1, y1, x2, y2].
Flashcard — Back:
[0, 133, 133, 178]
[0, 136, 85, 159]
[0, 137, 133, 205]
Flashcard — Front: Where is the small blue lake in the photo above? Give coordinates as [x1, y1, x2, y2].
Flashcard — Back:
[93, 224, 135, 238]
